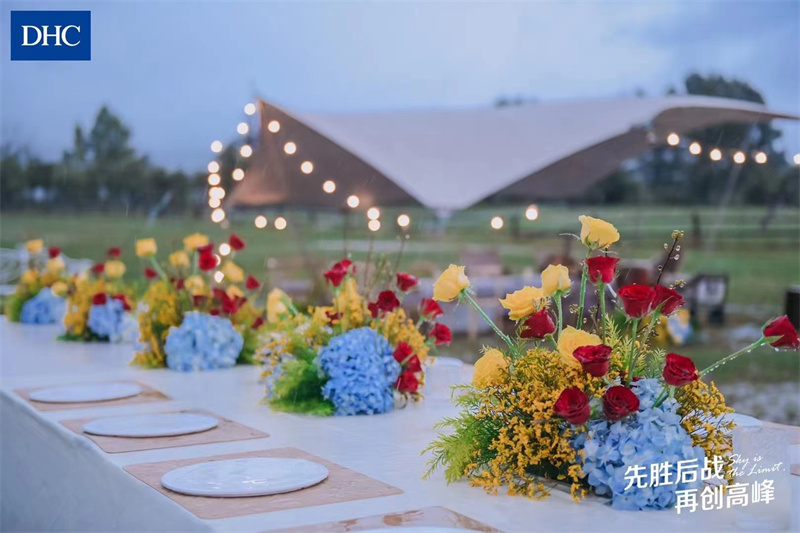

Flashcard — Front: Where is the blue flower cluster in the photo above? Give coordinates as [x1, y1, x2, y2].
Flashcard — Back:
[87, 298, 138, 342]
[573, 378, 705, 511]
[318, 327, 400, 416]
[164, 312, 243, 372]
[20, 288, 65, 324]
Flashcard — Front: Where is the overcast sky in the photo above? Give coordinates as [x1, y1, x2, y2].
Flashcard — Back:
[2, 0, 798, 172]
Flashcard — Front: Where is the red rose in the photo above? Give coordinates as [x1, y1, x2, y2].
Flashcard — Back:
[520, 309, 556, 339]
[603, 386, 640, 421]
[393, 341, 413, 364]
[252, 316, 265, 330]
[420, 298, 443, 319]
[245, 275, 261, 290]
[617, 284, 655, 318]
[209, 309, 220, 316]
[198, 251, 218, 271]
[553, 387, 591, 425]
[572, 344, 612, 377]
[112, 294, 131, 311]
[653, 285, 685, 315]
[430, 323, 452, 345]
[333, 259, 353, 272]
[48, 247, 61, 259]
[196, 243, 214, 255]
[323, 267, 347, 287]
[174, 278, 185, 290]
[396, 272, 418, 292]
[326, 310, 340, 325]
[367, 302, 379, 318]
[192, 295, 206, 307]
[91, 292, 107, 306]
[91, 263, 105, 275]
[662, 352, 698, 387]
[395, 370, 419, 393]
[144, 267, 158, 280]
[585, 256, 619, 285]
[229, 234, 246, 251]
[405, 354, 422, 373]
[107, 247, 121, 258]
[376, 290, 400, 312]
[763, 315, 800, 350]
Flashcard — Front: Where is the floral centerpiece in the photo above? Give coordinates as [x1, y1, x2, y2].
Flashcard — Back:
[132, 233, 265, 371]
[5, 240, 69, 324]
[61, 247, 137, 342]
[257, 258, 451, 416]
[425, 216, 799, 511]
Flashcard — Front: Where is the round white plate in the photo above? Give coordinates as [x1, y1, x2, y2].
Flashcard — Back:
[161, 458, 329, 497]
[359, 529, 480, 533]
[29, 383, 142, 403]
[83, 413, 219, 438]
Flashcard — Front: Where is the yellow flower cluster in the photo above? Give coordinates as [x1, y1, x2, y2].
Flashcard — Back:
[132, 280, 181, 368]
[332, 277, 367, 329]
[63, 278, 106, 336]
[374, 307, 430, 362]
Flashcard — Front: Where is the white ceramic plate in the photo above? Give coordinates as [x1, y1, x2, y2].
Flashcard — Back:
[161, 458, 329, 497]
[29, 383, 142, 403]
[358, 528, 480, 533]
[83, 413, 219, 438]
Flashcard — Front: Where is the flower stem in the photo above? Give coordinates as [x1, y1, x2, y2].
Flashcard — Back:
[639, 311, 660, 351]
[544, 333, 558, 350]
[576, 251, 590, 326]
[626, 318, 639, 384]
[555, 295, 564, 336]
[462, 291, 515, 352]
[652, 385, 670, 408]
[599, 282, 606, 341]
[699, 337, 771, 377]
[148, 256, 169, 283]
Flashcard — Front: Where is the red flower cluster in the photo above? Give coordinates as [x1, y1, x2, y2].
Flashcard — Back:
[763, 315, 800, 350]
[603, 386, 640, 421]
[245, 275, 261, 290]
[430, 323, 452, 345]
[107, 247, 121, 258]
[212, 288, 247, 316]
[393, 342, 422, 393]
[229, 234, 246, 251]
[520, 309, 556, 339]
[553, 388, 591, 425]
[112, 294, 131, 311]
[396, 272, 418, 292]
[91, 263, 105, 275]
[617, 283, 686, 318]
[323, 259, 354, 287]
[662, 352, 698, 387]
[585, 256, 619, 284]
[91, 292, 107, 306]
[572, 344, 612, 377]
[251, 316, 265, 330]
[144, 267, 158, 280]
[198, 249, 218, 271]
[48, 247, 61, 259]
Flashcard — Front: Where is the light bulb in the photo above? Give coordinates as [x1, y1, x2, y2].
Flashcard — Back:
[211, 208, 226, 223]
[368, 219, 381, 232]
[396, 214, 410, 228]
[367, 207, 380, 220]
[666, 133, 680, 146]
[525, 205, 539, 221]
[254, 215, 267, 229]
[210, 140, 223, 153]
[347, 195, 360, 208]
[240, 145, 252, 158]
[322, 180, 336, 193]
[490, 216, 504, 230]
[274, 216, 287, 230]
[207, 161, 220, 173]
[244, 103, 256, 115]
[284, 142, 297, 155]
[267, 120, 280, 133]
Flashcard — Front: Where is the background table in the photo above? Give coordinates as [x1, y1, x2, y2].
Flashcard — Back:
[1, 319, 797, 532]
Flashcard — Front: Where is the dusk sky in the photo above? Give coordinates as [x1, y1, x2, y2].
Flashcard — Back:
[2, 1, 798, 172]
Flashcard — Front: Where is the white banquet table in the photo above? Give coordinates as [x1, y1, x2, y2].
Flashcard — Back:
[1, 319, 797, 533]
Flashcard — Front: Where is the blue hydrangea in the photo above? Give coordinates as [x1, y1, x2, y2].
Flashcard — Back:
[572, 378, 705, 511]
[318, 327, 400, 416]
[20, 288, 65, 324]
[87, 298, 138, 342]
[164, 312, 243, 372]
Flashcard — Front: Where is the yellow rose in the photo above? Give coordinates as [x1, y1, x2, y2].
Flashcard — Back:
[579, 215, 620, 249]
[25, 239, 44, 254]
[169, 251, 190, 268]
[472, 348, 508, 388]
[433, 264, 470, 302]
[267, 288, 289, 323]
[226, 285, 244, 299]
[46, 256, 66, 273]
[20, 270, 37, 285]
[184, 275, 206, 296]
[221, 261, 244, 283]
[499, 286, 545, 321]
[183, 233, 209, 252]
[51, 281, 69, 297]
[558, 326, 602, 369]
[105, 260, 126, 279]
[541, 264, 571, 297]
[136, 238, 157, 257]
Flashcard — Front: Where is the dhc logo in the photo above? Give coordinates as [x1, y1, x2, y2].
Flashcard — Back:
[10, 11, 91, 61]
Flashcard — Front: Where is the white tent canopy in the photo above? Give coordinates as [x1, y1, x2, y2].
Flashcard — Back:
[230, 96, 797, 211]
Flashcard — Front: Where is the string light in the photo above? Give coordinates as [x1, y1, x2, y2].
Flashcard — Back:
[322, 180, 336, 193]
[754, 152, 768, 164]
[267, 120, 280, 133]
[208, 197, 221, 208]
[207, 173, 221, 186]
[397, 214, 410, 228]
[367, 207, 380, 220]
[346, 195, 360, 208]
[219, 243, 231, 256]
[666, 133, 680, 146]
[300, 161, 314, 174]
[214, 271, 225, 283]
[244, 103, 256, 115]
[709, 148, 722, 161]
[210, 140, 223, 153]
[689, 142, 702, 155]
[490, 216, 504, 230]
[209, 187, 225, 199]
[733, 151, 746, 164]
[207, 161, 220, 173]
[232, 168, 245, 181]
[254, 215, 267, 229]
[284, 142, 297, 155]
[368, 219, 381, 232]
[211, 208, 226, 223]
[237, 122, 249, 135]
[525, 205, 539, 221]
[240, 145, 253, 158]
[274, 216, 287, 230]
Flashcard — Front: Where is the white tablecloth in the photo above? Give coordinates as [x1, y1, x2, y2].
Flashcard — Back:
[1, 320, 797, 532]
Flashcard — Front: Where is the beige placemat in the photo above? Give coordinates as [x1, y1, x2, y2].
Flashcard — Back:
[14, 381, 169, 412]
[271, 506, 504, 533]
[60, 410, 268, 453]
[124, 447, 404, 520]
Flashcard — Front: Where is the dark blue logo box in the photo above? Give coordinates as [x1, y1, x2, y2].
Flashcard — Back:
[10, 11, 91, 61]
